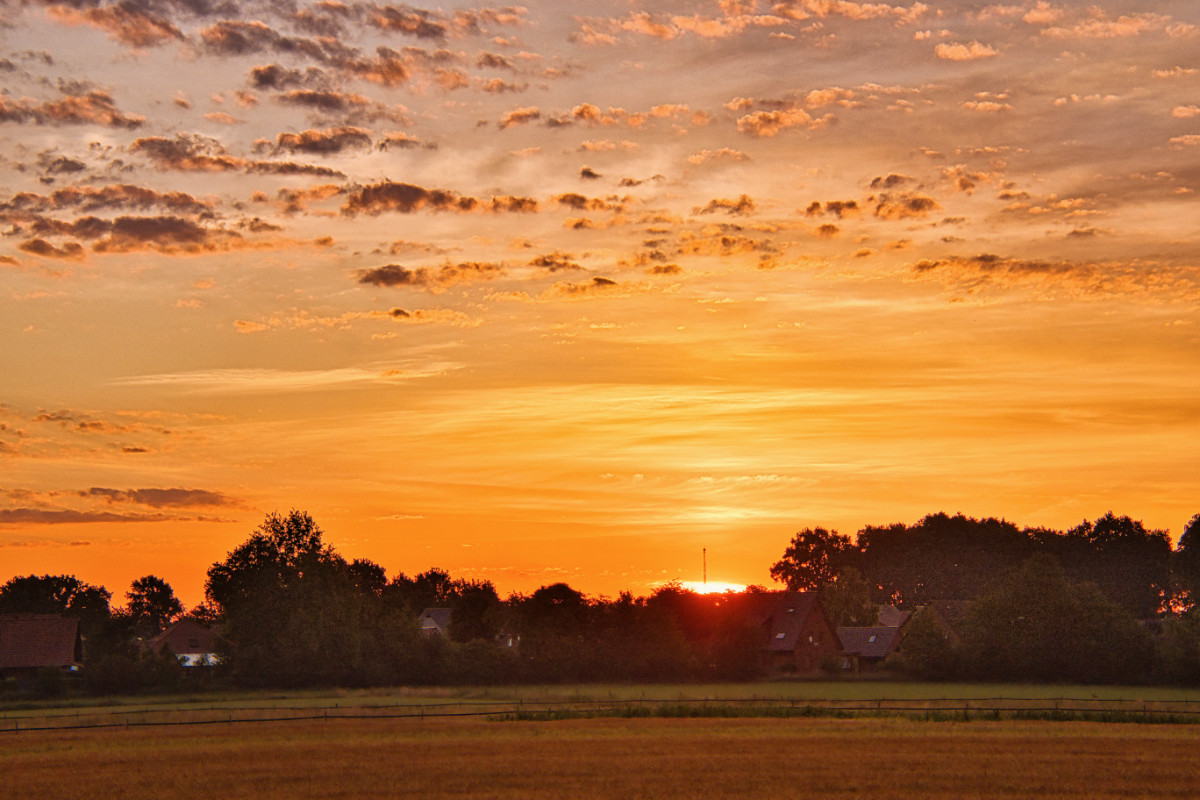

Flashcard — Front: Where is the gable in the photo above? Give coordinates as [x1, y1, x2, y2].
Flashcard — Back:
[0, 614, 81, 670]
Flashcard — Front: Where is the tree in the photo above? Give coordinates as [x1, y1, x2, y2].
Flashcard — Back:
[1064, 512, 1172, 618]
[205, 509, 339, 615]
[819, 567, 876, 628]
[126, 575, 183, 634]
[769, 527, 851, 591]
[957, 554, 1153, 683]
[1173, 514, 1200, 611]
[0, 574, 111, 626]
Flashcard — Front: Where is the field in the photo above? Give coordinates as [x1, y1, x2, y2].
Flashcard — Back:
[5, 714, 1200, 799]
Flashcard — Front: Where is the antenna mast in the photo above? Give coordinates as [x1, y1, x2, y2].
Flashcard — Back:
[703, 547, 707, 587]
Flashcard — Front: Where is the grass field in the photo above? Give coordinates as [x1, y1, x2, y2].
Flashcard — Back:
[5, 715, 1200, 799]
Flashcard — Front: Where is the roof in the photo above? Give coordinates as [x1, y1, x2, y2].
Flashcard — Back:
[747, 592, 824, 652]
[876, 606, 912, 628]
[419, 608, 453, 633]
[145, 617, 225, 655]
[0, 614, 82, 671]
[838, 626, 902, 660]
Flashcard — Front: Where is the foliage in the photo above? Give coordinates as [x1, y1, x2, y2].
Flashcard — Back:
[769, 527, 851, 591]
[819, 567, 876, 628]
[956, 555, 1154, 684]
[126, 575, 183, 635]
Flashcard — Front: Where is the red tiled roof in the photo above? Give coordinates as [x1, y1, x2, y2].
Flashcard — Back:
[0, 614, 81, 670]
[145, 617, 225, 655]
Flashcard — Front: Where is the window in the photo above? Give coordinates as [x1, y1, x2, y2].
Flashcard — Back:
[868, 634, 877, 643]
[775, 632, 787, 639]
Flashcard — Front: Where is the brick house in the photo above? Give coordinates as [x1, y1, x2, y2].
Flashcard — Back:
[749, 592, 841, 673]
[0, 614, 83, 677]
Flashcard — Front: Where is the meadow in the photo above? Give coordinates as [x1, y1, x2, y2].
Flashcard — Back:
[5, 714, 1200, 799]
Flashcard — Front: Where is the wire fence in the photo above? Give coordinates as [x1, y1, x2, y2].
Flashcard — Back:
[6, 695, 1200, 733]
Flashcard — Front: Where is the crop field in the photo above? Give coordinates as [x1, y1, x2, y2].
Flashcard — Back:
[5, 715, 1200, 799]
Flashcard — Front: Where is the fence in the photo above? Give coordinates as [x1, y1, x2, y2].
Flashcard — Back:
[6, 695, 1200, 733]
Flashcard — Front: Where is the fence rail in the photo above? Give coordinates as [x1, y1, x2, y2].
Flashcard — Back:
[6, 695, 1200, 733]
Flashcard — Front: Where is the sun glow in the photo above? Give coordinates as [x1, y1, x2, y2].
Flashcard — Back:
[680, 581, 748, 595]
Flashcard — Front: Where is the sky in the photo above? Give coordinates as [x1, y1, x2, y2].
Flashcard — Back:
[2, 0, 1199, 609]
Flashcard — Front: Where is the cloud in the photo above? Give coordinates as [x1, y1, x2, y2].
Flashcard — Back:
[17, 238, 85, 260]
[1, 184, 210, 217]
[935, 41, 998, 60]
[113, 363, 463, 393]
[341, 180, 538, 216]
[687, 147, 749, 165]
[131, 133, 246, 171]
[273, 126, 374, 154]
[694, 195, 756, 215]
[872, 191, 941, 219]
[530, 252, 582, 272]
[0, 508, 174, 525]
[499, 105, 541, 128]
[277, 89, 373, 112]
[544, 275, 623, 298]
[367, 5, 449, 39]
[736, 107, 825, 137]
[1041, 9, 1173, 39]
[804, 199, 861, 218]
[355, 261, 505, 290]
[83, 487, 234, 508]
[906, 253, 1200, 300]
[47, 4, 184, 48]
[0, 90, 144, 128]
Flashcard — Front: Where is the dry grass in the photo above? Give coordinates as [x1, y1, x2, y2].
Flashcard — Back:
[6, 716, 1200, 799]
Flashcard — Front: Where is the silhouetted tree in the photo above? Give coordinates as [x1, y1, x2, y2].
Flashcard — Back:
[819, 567, 876, 628]
[957, 554, 1153, 683]
[1172, 514, 1200, 611]
[1061, 513, 1172, 618]
[769, 527, 851, 591]
[126, 575, 183, 635]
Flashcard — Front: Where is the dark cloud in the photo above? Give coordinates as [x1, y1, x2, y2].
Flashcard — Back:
[249, 63, 328, 91]
[83, 486, 233, 508]
[131, 133, 245, 171]
[530, 252, 582, 271]
[2, 184, 210, 217]
[342, 180, 536, 216]
[273, 126, 374, 154]
[694, 194, 755, 216]
[18, 238, 85, 260]
[805, 199, 860, 218]
[549, 276, 620, 297]
[39, 154, 87, 175]
[368, 5, 448, 39]
[356, 260, 505, 289]
[0, 90, 144, 128]
[870, 173, 912, 189]
[476, 52, 514, 70]
[580, 167, 602, 180]
[499, 106, 540, 128]
[0, 508, 168, 524]
[873, 191, 941, 219]
[247, 161, 345, 178]
[277, 89, 369, 112]
[649, 263, 682, 275]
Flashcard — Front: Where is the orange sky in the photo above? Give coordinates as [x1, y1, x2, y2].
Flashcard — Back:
[2, 0, 1199, 609]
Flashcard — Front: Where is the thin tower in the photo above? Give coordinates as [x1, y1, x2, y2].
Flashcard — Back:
[703, 547, 707, 587]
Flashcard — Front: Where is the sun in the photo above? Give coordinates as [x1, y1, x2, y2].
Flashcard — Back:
[680, 581, 747, 595]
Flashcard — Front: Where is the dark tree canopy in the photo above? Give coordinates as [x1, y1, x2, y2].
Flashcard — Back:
[205, 509, 340, 615]
[126, 575, 183, 634]
[769, 527, 851, 591]
[0, 574, 111, 624]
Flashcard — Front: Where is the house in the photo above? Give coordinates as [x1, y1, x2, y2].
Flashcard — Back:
[748, 592, 841, 673]
[418, 608, 453, 638]
[837, 625, 903, 673]
[0, 614, 83, 677]
[145, 618, 225, 667]
[876, 605, 913, 629]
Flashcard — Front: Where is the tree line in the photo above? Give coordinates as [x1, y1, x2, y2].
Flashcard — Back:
[3, 508, 1200, 696]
